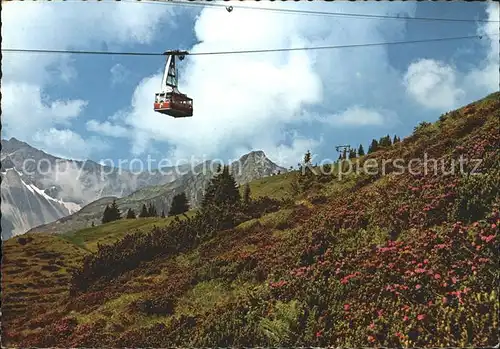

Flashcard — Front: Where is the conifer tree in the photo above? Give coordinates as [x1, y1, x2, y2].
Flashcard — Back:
[109, 200, 121, 221]
[348, 148, 357, 159]
[243, 183, 251, 205]
[379, 135, 392, 147]
[202, 164, 222, 208]
[126, 208, 136, 219]
[147, 203, 157, 217]
[342, 148, 347, 160]
[139, 204, 148, 218]
[101, 205, 111, 224]
[358, 144, 365, 156]
[161, 209, 165, 218]
[201, 165, 241, 209]
[368, 139, 379, 153]
[297, 150, 315, 192]
[303, 150, 312, 164]
[169, 192, 190, 216]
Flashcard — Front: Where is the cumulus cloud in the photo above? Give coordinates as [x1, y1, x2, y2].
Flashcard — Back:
[465, 1, 500, 93]
[403, 59, 466, 110]
[110, 63, 131, 85]
[320, 106, 398, 127]
[32, 128, 110, 160]
[86, 120, 130, 138]
[90, 1, 417, 162]
[2, 83, 87, 128]
[1, 0, 177, 157]
[404, 2, 498, 110]
[265, 134, 324, 169]
[5, 1, 496, 165]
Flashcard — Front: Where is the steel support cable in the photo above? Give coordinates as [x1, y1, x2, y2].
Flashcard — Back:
[2, 0, 499, 23]
[2, 34, 497, 57]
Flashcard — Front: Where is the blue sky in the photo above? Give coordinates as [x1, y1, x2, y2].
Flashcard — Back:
[2, 1, 498, 170]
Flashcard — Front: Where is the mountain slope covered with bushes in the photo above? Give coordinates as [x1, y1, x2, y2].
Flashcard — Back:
[1, 92, 499, 347]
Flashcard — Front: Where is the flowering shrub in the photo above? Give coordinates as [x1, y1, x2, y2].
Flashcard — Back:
[6, 92, 499, 348]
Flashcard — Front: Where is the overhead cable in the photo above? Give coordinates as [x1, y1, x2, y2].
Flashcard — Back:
[3, 0, 499, 23]
[2, 33, 496, 57]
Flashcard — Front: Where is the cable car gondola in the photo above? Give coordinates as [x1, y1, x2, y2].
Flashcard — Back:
[154, 50, 193, 118]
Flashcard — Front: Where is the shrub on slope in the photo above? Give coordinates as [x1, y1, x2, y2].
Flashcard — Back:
[6, 93, 500, 347]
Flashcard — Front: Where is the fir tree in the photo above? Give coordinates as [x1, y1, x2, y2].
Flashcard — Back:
[109, 200, 121, 221]
[101, 205, 111, 224]
[297, 150, 316, 192]
[243, 183, 251, 205]
[139, 204, 148, 218]
[126, 208, 136, 219]
[169, 192, 190, 216]
[379, 135, 392, 147]
[202, 164, 222, 208]
[161, 209, 165, 218]
[201, 165, 241, 209]
[303, 150, 312, 164]
[342, 148, 347, 160]
[358, 144, 365, 156]
[368, 139, 379, 153]
[147, 203, 157, 217]
[348, 148, 357, 159]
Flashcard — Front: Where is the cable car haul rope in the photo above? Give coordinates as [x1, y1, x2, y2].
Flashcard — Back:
[2, 34, 495, 57]
[3, 0, 498, 118]
[3, 33, 497, 118]
[3, 0, 499, 23]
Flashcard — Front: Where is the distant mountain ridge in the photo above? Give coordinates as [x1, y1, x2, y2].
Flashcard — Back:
[1, 137, 185, 239]
[1, 168, 81, 240]
[26, 150, 287, 235]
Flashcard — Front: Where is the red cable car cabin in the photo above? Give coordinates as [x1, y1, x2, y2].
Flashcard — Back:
[154, 50, 193, 118]
[154, 92, 193, 118]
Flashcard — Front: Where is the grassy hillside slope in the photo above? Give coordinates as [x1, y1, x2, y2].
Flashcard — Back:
[2, 92, 499, 347]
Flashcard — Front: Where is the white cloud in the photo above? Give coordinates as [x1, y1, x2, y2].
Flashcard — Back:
[404, 2, 499, 110]
[1, 0, 177, 155]
[95, 1, 417, 161]
[110, 63, 131, 85]
[321, 106, 397, 127]
[465, 1, 499, 93]
[403, 59, 466, 110]
[32, 128, 110, 160]
[5, 1, 496, 164]
[86, 120, 130, 138]
[264, 134, 324, 169]
[2, 82, 87, 133]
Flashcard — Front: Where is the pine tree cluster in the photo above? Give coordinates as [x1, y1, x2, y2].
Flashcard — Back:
[367, 134, 400, 154]
[139, 203, 160, 218]
[169, 193, 190, 216]
[101, 200, 121, 224]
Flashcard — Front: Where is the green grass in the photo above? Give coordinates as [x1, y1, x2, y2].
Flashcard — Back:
[242, 171, 296, 200]
[51, 172, 294, 252]
[60, 211, 196, 252]
[2, 234, 89, 326]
